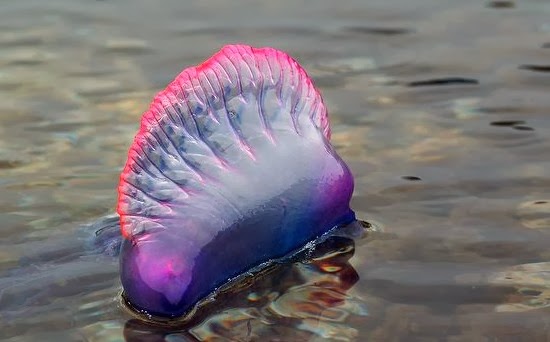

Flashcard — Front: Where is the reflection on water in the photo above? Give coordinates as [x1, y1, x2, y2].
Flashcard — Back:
[121, 235, 366, 341]
[1, 0, 550, 341]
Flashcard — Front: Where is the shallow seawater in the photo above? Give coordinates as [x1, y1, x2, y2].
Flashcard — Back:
[1, 0, 550, 341]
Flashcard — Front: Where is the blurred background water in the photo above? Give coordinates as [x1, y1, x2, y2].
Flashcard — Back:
[1, 0, 550, 341]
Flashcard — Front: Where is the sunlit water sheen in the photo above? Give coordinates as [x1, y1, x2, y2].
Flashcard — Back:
[1, 0, 550, 341]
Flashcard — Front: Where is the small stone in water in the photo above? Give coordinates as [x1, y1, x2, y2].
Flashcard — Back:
[487, 1, 515, 8]
[401, 176, 422, 181]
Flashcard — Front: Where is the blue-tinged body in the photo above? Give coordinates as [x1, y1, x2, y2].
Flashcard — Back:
[117, 45, 356, 319]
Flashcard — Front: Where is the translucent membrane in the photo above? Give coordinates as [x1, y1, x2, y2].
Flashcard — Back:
[117, 45, 355, 318]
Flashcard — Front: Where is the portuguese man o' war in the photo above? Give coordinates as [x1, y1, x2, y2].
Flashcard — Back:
[117, 44, 356, 319]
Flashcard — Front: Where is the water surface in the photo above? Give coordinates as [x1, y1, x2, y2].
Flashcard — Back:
[1, 0, 550, 341]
